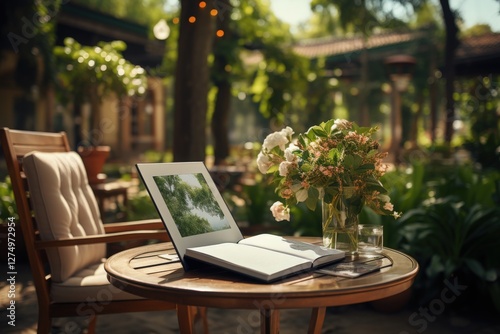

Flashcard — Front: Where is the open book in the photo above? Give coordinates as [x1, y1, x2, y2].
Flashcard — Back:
[185, 234, 345, 282]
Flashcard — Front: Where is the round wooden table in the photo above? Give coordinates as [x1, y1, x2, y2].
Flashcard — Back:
[105, 237, 418, 334]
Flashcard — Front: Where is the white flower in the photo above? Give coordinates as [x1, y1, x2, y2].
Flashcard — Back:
[280, 126, 294, 138]
[262, 131, 289, 151]
[270, 201, 290, 221]
[331, 119, 350, 131]
[279, 161, 292, 176]
[256, 152, 272, 174]
[284, 143, 299, 162]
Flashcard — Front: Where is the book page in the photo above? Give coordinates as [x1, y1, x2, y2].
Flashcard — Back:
[238, 234, 344, 266]
[185, 243, 312, 281]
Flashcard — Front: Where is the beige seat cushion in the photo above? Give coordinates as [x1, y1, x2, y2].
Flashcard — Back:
[23, 151, 106, 282]
[50, 260, 142, 303]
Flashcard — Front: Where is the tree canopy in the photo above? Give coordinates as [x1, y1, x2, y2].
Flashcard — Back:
[153, 173, 230, 237]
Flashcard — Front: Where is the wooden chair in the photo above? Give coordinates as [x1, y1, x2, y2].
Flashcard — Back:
[0, 128, 206, 333]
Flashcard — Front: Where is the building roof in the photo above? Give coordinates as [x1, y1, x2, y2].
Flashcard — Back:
[292, 30, 500, 76]
[455, 33, 500, 75]
[292, 30, 428, 59]
[56, 3, 165, 70]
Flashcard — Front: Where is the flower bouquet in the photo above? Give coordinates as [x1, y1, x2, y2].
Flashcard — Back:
[257, 119, 400, 253]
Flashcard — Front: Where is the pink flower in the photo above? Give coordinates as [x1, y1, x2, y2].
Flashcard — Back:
[270, 201, 290, 221]
[383, 202, 394, 211]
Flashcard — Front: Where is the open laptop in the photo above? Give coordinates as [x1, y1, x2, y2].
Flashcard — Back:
[136, 161, 244, 270]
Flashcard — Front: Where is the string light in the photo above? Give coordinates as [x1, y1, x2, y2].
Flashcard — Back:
[216, 29, 225, 37]
[172, 17, 179, 24]
[199, 1, 206, 8]
[188, 16, 196, 23]
[210, 9, 218, 16]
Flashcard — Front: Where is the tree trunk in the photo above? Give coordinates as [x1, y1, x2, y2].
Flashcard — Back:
[429, 45, 438, 144]
[358, 40, 370, 126]
[439, 0, 460, 145]
[212, 81, 231, 165]
[409, 89, 424, 149]
[173, 0, 216, 162]
[211, 0, 232, 165]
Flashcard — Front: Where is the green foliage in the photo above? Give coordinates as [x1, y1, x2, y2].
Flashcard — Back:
[240, 182, 278, 226]
[359, 159, 500, 312]
[53, 37, 148, 145]
[0, 177, 17, 221]
[458, 76, 500, 170]
[127, 191, 159, 221]
[71, 0, 169, 27]
[54, 37, 148, 105]
[213, 0, 309, 122]
[311, 0, 419, 34]
[399, 198, 500, 312]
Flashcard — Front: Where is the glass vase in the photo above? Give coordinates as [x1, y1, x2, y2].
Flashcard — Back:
[322, 197, 359, 256]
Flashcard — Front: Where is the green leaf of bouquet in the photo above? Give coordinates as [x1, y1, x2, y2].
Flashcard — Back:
[305, 130, 316, 141]
[267, 165, 279, 174]
[301, 163, 312, 172]
[302, 150, 310, 161]
[322, 193, 333, 204]
[323, 187, 338, 203]
[309, 126, 328, 138]
[298, 134, 308, 147]
[309, 187, 319, 200]
[356, 163, 375, 172]
[342, 186, 356, 198]
[352, 123, 371, 135]
[366, 179, 388, 194]
[324, 119, 335, 132]
[328, 148, 340, 163]
[344, 154, 362, 169]
[305, 195, 317, 211]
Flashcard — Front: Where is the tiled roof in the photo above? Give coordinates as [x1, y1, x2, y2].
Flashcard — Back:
[292, 30, 427, 59]
[292, 30, 500, 75]
[456, 33, 500, 61]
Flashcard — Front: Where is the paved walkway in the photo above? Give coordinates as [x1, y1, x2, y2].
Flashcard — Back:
[1, 263, 499, 333]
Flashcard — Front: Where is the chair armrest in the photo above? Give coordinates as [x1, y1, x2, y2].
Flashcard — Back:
[103, 219, 166, 233]
[34, 229, 169, 249]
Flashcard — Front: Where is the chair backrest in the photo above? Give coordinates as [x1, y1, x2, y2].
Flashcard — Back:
[23, 151, 107, 281]
[0, 128, 105, 303]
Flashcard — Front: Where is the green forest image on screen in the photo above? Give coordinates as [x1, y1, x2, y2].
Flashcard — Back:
[153, 173, 231, 237]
